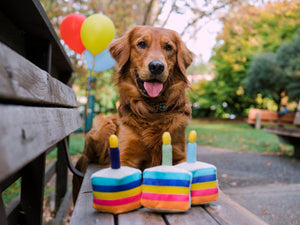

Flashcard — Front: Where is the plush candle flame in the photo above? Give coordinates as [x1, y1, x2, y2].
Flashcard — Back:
[187, 130, 197, 163]
[109, 134, 120, 169]
[189, 130, 197, 143]
[109, 134, 118, 148]
[163, 132, 171, 145]
[162, 132, 172, 166]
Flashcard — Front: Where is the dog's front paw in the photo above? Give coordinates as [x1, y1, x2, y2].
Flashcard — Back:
[92, 116, 117, 140]
[101, 119, 117, 136]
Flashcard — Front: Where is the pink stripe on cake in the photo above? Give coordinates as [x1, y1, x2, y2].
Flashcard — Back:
[142, 192, 189, 202]
[191, 187, 218, 197]
[93, 193, 142, 206]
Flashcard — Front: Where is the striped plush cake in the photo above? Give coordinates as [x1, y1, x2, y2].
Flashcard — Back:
[141, 132, 192, 212]
[91, 135, 142, 214]
[176, 130, 218, 205]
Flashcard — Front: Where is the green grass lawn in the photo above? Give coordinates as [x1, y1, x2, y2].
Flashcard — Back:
[186, 119, 293, 154]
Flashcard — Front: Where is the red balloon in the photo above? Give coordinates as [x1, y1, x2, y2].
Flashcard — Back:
[60, 14, 86, 54]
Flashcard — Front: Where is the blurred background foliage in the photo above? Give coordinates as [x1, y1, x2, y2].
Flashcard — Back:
[40, 0, 300, 118]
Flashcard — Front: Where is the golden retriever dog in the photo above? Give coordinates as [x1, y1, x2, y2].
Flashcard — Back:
[73, 26, 193, 203]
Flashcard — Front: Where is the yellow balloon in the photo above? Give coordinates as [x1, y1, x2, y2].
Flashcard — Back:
[81, 14, 115, 55]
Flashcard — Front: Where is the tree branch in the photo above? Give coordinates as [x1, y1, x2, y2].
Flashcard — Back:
[143, 0, 155, 25]
[179, 0, 239, 36]
[161, 0, 177, 27]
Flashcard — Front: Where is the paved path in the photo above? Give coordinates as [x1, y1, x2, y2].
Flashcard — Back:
[197, 145, 300, 225]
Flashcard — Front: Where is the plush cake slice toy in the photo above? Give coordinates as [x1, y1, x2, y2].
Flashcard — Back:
[91, 135, 142, 214]
[176, 130, 219, 205]
[141, 132, 192, 212]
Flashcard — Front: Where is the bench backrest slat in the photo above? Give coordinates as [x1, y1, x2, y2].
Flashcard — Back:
[0, 42, 78, 107]
[248, 108, 295, 123]
[0, 106, 81, 182]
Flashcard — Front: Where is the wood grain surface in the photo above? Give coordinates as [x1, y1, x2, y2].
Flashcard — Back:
[0, 105, 81, 182]
[70, 165, 268, 225]
[0, 42, 77, 107]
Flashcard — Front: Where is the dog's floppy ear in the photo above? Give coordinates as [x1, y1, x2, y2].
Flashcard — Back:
[175, 33, 194, 76]
[109, 29, 132, 69]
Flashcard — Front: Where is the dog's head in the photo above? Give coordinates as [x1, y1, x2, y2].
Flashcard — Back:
[109, 26, 193, 98]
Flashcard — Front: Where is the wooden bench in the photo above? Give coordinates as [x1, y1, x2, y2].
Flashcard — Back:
[247, 108, 300, 157]
[0, 1, 83, 224]
[247, 108, 295, 129]
[70, 164, 268, 225]
[263, 108, 300, 158]
[264, 127, 300, 157]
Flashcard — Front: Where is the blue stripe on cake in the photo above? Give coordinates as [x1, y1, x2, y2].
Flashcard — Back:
[191, 168, 216, 177]
[143, 171, 191, 180]
[143, 178, 190, 187]
[192, 174, 217, 184]
[91, 172, 141, 186]
[92, 179, 141, 192]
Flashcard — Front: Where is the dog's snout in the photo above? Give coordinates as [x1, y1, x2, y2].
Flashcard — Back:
[148, 61, 164, 75]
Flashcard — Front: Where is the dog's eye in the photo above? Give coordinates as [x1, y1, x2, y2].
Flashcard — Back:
[164, 44, 173, 52]
[137, 41, 147, 49]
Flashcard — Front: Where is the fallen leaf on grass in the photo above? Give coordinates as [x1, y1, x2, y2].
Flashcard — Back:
[240, 144, 248, 151]
[264, 142, 270, 148]
[249, 139, 255, 143]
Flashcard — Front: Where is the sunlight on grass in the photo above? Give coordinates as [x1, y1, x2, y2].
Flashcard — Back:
[186, 120, 293, 154]
[69, 133, 85, 155]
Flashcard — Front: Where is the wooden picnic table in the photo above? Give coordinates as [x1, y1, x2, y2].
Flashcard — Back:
[264, 127, 300, 158]
[70, 164, 268, 225]
[262, 106, 300, 158]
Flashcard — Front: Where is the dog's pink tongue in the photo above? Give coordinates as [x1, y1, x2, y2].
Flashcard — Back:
[144, 81, 163, 97]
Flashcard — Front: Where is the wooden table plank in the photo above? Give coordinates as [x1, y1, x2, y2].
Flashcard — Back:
[71, 165, 268, 225]
[165, 206, 219, 225]
[119, 208, 166, 225]
[0, 105, 81, 182]
[0, 42, 77, 107]
[204, 191, 268, 225]
[69, 165, 114, 225]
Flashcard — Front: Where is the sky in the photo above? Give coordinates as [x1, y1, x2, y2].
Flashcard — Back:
[165, 19, 222, 63]
[158, 0, 224, 63]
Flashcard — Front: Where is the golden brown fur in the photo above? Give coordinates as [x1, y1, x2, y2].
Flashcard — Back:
[73, 26, 193, 203]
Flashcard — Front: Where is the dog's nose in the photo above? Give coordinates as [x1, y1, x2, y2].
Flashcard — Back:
[148, 61, 164, 75]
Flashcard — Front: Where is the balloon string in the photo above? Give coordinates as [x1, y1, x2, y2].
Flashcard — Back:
[85, 69, 92, 133]
[92, 55, 95, 73]
[84, 56, 95, 133]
